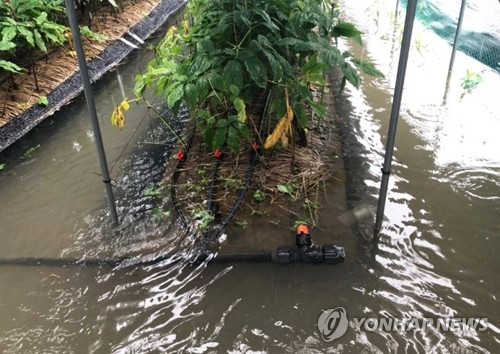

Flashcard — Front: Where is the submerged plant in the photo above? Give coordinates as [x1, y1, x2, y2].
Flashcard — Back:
[130, 0, 383, 153]
[193, 208, 215, 232]
[461, 69, 482, 98]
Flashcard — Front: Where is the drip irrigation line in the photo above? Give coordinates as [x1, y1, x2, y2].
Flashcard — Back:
[170, 123, 197, 234]
[170, 92, 271, 239]
[214, 92, 271, 236]
[207, 157, 222, 212]
[0, 251, 275, 268]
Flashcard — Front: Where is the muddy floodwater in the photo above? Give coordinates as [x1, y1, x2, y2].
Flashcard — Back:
[0, 1, 499, 353]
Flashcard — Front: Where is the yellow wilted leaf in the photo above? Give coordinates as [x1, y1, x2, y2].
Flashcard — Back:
[182, 20, 189, 34]
[264, 115, 288, 149]
[120, 98, 130, 111]
[264, 87, 294, 149]
[280, 133, 289, 148]
[111, 105, 125, 130]
[167, 25, 178, 36]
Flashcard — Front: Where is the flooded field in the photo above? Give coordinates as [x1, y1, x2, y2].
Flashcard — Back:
[0, 1, 499, 352]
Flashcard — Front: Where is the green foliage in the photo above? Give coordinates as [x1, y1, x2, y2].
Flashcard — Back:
[79, 25, 107, 43]
[135, 0, 383, 152]
[461, 69, 482, 96]
[21, 144, 40, 159]
[0, 163, 5, 171]
[36, 95, 48, 106]
[152, 208, 170, 222]
[235, 218, 248, 228]
[192, 208, 215, 232]
[252, 189, 266, 203]
[0, 0, 67, 53]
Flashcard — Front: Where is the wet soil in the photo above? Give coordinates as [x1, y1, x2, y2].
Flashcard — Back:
[167, 79, 352, 255]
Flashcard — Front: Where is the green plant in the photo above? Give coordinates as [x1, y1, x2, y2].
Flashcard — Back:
[276, 183, 297, 201]
[461, 69, 482, 97]
[252, 189, 266, 203]
[234, 218, 248, 229]
[37, 95, 48, 106]
[0, 0, 67, 90]
[0, 163, 5, 171]
[134, 0, 383, 153]
[152, 208, 170, 222]
[79, 25, 107, 43]
[293, 218, 309, 229]
[192, 208, 215, 232]
[21, 144, 40, 158]
[143, 185, 162, 197]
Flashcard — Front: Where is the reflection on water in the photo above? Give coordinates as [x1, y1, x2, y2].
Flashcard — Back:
[1, 1, 499, 353]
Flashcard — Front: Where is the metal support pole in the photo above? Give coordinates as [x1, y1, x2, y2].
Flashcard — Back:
[65, 0, 119, 225]
[374, 0, 417, 237]
[444, 0, 467, 103]
[447, 0, 467, 78]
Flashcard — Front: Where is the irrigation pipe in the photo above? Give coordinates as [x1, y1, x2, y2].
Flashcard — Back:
[171, 92, 271, 239]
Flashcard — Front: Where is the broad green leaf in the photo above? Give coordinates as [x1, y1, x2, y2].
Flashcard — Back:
[227, 126, 240, 153]
[17, 25, 34, 47]
[277, 184, 293, 196]
[33, 30, 47, 52]
[199, 37, 215, 53]
[167, 84, 184, 108]
[0, 41, 16, 51]
[244, 57, 267, 88]
[216, 118, 228, 128]
[333, 21, 363, 46]
[352, 58, 385, 78]
[213, 126, 227, 149]
[341, 63, 361, 89]
[2, 26, 17, 42]
[262, 50, 283, 82]
[229, 84, 239, 96]
[184, 83, 198, 108]
[35, 12, 48, 26]
[237, 123, 250, 140]
[223, 60, 243, 91]
[204, 127, 215, 150]
[0, 59, 23, 73]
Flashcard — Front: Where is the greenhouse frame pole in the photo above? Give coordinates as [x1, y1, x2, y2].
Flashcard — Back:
[447, 0, 467, 79]
[65, 0, 119, 225]
[374, 0, 418, 237]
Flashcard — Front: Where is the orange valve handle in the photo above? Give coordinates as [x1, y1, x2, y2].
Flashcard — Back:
[296, 224, 309, 235]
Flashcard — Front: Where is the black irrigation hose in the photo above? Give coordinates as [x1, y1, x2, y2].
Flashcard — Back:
[170, 123, 197, 234]
[171, 91, 272, 239]
[0, 252, 275, 268]
[206, 157, 221, 213]
[213, 92, 271, 237]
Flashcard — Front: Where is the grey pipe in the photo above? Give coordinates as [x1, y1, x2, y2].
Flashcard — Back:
[374, 0, 418, 238]
[64, 0, 119, 225]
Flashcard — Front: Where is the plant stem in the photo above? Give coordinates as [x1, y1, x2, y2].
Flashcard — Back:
[144, 99, 186, 148]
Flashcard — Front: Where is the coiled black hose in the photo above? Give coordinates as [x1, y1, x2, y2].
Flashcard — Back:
[171, 91, 271, 239]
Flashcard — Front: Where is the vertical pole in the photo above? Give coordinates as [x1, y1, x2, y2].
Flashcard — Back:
[444, 0, 467, 103]
[374, 0, 418, 237]
[447, 0, 467, 79]
[65, 0, 119, 225]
